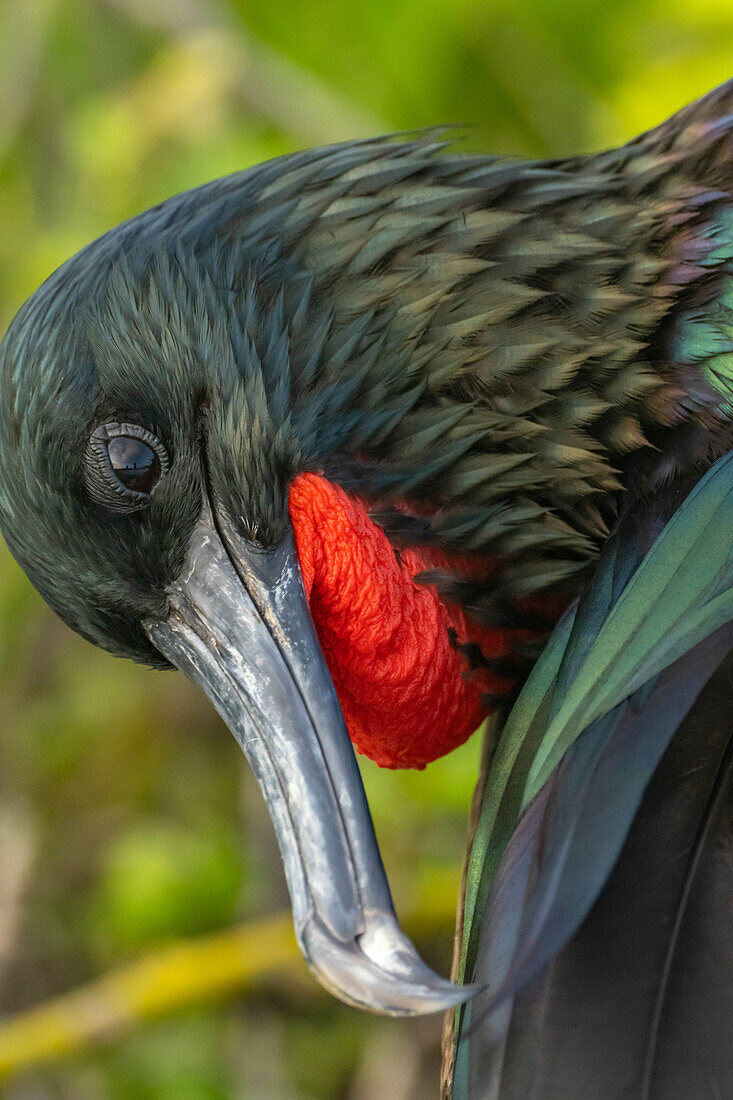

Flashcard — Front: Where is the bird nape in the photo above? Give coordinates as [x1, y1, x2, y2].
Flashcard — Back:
[0, 77, 731, 1042]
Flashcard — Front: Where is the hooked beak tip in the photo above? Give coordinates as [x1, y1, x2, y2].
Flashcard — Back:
[302, 912, 474, 1015]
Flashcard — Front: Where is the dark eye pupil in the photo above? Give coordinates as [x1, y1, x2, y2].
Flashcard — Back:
[107, 436, 160, 493]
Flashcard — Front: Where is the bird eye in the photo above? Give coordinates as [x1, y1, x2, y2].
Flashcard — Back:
[85, 422, 169, 513]
[107, 436, 159, 492]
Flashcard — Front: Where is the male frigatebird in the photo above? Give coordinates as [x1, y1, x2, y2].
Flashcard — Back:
[0, 77, 731, 1064]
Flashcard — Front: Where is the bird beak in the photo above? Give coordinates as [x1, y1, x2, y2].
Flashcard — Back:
[143, 495, 471, 1015]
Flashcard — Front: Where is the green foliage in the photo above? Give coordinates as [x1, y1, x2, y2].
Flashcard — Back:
[92, 820, 247, 955]
[96, 1015, 241, 1100]
[0, 1, 729, 1096]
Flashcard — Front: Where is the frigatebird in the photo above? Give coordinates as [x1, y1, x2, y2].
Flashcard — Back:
[0, 75, 730, 1070]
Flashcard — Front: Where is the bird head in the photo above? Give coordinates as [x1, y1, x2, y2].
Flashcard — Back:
[3, 110, 723, 1013]
[0, 141, 539, 1016]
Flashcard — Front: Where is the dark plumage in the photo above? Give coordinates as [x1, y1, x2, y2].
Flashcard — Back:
[0, 79, 730, 1033]
[449, 455, 733, 1094]
[3, 81, 733, 661]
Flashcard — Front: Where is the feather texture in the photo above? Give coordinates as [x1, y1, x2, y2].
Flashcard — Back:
[448, 448, 733, 1097]
[5, 82, 733, 654]
[455, 648, 733, 1098]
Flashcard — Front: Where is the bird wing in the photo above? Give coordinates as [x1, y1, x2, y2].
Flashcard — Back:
[447, 449, 733, 1098]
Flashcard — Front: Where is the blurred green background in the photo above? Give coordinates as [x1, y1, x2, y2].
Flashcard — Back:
[0, 1, 730, 1096]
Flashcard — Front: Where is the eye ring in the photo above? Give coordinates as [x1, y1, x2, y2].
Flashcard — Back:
[85, 422, 170, 514]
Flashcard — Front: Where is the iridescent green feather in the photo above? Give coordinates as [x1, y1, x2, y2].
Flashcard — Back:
[449, 449, 733, 1097]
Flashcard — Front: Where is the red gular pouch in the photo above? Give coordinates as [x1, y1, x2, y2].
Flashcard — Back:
[288, 473, 540, 769]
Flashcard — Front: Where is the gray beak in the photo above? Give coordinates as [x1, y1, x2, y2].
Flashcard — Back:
[143, 496, 472, 1015]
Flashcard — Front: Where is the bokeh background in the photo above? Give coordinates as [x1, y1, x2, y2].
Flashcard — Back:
[0, 1, 730, 1096]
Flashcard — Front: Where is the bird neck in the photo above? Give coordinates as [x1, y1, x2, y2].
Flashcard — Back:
[289, 473, 562, 767]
